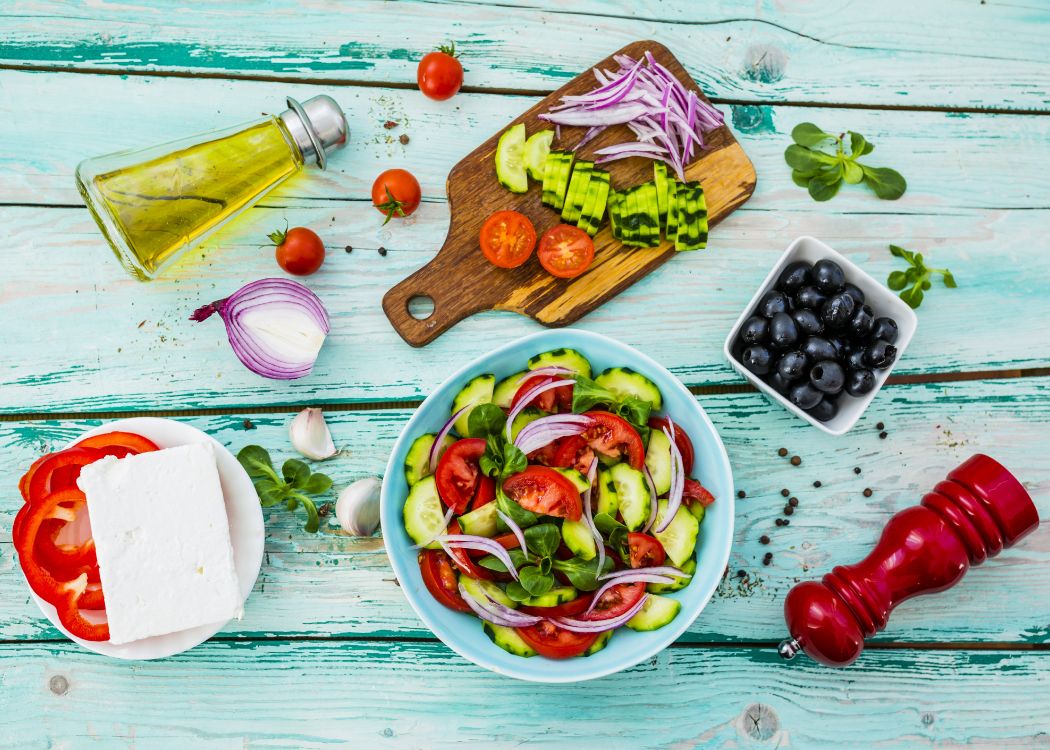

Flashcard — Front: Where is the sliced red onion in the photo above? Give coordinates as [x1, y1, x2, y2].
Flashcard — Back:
[458, 583, 543, 628]
[438, 534, 520, 580]
[555, 594, 650, 632]
[574, 125, 607, 151]
[410, 505, 456, 550]
[642, 466, 659, 534]
[599, 565, 691, 581]
[585, 576, 673, 615]
[657, 426, 685, 533]
[190, 278, 329, 380]
[513, 414, 593, 455]
[430, 405, 469, 472]
[526, 366, 573, 379]
[580, 457, 605, 574]
[495, 509, 528, 558]
[504, 378, 572, 442]
[539, 102, 649, 127]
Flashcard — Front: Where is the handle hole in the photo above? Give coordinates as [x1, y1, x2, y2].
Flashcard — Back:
[407, 295, 435, 320]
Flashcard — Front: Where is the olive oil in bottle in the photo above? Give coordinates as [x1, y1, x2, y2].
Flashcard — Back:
[76, 96, 348, 280]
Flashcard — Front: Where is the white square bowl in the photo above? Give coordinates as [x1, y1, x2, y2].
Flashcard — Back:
[723, 236, 917, 436]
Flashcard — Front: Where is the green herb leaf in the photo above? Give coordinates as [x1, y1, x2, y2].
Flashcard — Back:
[571, 375, 617, 413]
[842, 160, 864, 184]
[552, 555, 614, 591]
[237, 445, 279, 482]
[301, 472, 333, 494]
[593, 512, 624, 537]
[785, 144, 836, 172]
[294, 494, 320, 533]
[791, 122, 834, 147]
[241, 445, 333, 533]
[518, 565, 555, 596]
[791, 170, 815, 188]
[524, 523, 561, 559]
[849, 131, 873, 157]
[787, 123, 903, 202]
[503, 442, 527, 476]
[889, 244, 914, 262]
[943, 271, 958, 289]
[808, 176, 841, 202]
[887, 271, 908, 291]
[505, 581, 531, 602]
[861, 166, 907, 200]
[467, 403, 506, 439]
[479, 433, 504, 477]
[282, 459, 311, 486]
[254, 480, 287, 507]
[900, 284, 925, 309]
[478, 548, 528, 573]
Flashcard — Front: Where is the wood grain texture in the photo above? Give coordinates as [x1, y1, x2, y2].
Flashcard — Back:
[383, 41, 755, 344]
[2, 378, 1047, 644]
[2, 0, 1048, 111]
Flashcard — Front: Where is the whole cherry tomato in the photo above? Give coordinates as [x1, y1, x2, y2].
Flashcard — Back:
[372, 169, 422, 225]
[417, 43, 464, 101]
[267, 225, 325, 276]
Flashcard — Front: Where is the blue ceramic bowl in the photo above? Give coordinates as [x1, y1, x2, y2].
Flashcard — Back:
[380, 329, 734, 682]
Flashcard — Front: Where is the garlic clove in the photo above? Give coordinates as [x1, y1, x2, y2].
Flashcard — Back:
[289, 407, 337, 460]
[336, 477, 382, 536]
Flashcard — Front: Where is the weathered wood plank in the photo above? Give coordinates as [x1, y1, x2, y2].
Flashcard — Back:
[1, 640, 1048, 748]
[1, 71, 1048, 412]
[2, 0, 1048, 110]
[3, 378, 1047, 644]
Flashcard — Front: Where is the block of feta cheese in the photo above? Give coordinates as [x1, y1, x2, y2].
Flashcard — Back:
[76, 442, 242, 645]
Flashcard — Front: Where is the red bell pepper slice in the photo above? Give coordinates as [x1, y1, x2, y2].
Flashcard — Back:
[75, 431, 160, 455]
[27, 447, 103, 503]
[18, 454, 49, 503]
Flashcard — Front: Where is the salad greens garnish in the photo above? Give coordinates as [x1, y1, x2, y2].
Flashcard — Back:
[571, 375, 652, 442]
[237, 445, 332, 533]
[887, 244, 957, 309]
[785, 123, 906, 202]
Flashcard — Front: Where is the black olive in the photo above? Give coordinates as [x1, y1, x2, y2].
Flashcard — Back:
[758, 290, 790, 318]
[766, 370, 794, 395]
[807, 396, 840, 422]
[776, 261, 813, 295]
[827, 335, 852, 362]
[768, 312, 799, 350]
[864, 340, 898, 369]
[812, 259, 846, 294]
[845, 346, 867, 370]
[741, 345, 773, 375]
[789, 382, 823, 410]
[841, 282, 865, 307]
[845, 368, 877, 396]
[801, 336, 837, 363]
[849, 304, 876, 340]
[871, 317, 900, 344]
[795, 286, 828, 310]
[810, 360, 845, 394]
[776, 351, 809, 381]
[791, 308, 823, 336]
[820, 293, 856, 329]
[740, 315, 769, 345]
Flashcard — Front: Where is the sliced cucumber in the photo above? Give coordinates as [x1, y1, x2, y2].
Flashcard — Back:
[458, 501, 498, 537]
[452, 373, 495, 435]
[648, 553, 696, 594]
[484, 622, 537, 657]
[688, 501, 706, 525]
[462, 576, 517, 608]
[620, 187, 644, 246]
[611, 463, 649, 531]
[561, 161, 593, 223]
[675, 180, 708, 252]
[528, 348, 592, 378]
[596, 467, 618, 516]
[541, 151, 564, 207]
[553, 467, 589, 493]
[644, 428, 673, 495]
[495, 123, 528, 193]
[665, 180, 680, 239]
[493, 370, 528, 409]
[551, 151, 575, 211]
[562, 519, 597, 560]
[608, 189, 623, 241]
[578, 169, 609, 237]
[582, 629, 613, 656]
[653, 162, 670, 224]
[510, 406, 544, 442]
[653, 499, 700, 567]
[519, 586, 578, 608]
[626, 593, 681, 631]
[402, 475, 447, 549]
[594, 366, 663, 410]
[404, 433, 454, 486]
[640, 181, 661, 247]
[525, 129, 555, 181]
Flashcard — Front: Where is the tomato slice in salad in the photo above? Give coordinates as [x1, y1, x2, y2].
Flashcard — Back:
[502, 466, 582, 521]
[627, 532, 667, 568]
[581, 412, 645, 469]
[435, 438, 486, 514]
[515, 620, 600, 659]
[578, 581, 646, 622]
[648, 416, 694, 476]
[551, 435, 594, 474]
[520, 592, 594, 618]
[472, 475, 496, 509]
[511, 375, 573, 413]
[418, 549, 471, 613]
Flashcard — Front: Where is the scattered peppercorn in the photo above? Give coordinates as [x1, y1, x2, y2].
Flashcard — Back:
[780, 488, 790, 497]
[736, 569, 747, 579]
[813, 480, 822, 488]
[760, 535, 770, 545]
[876, 421, 885, 430]
[344, 245, 353, 254]
[378, 246, 388, 256]
[778, 448, 788, 457]
[784, 505, 794, 515]
[399, 133, 410, 145]
[383, 120, 398, 129]
[763, 552, 773, 565]
[863, 488, 873, 497]
[879, 431, 888, 439]
[775, 518, 786, 527]
[790, 455, 801, 466]
[789, 497, 799, 507]
[737, 490, 746, 499]
[782, 519, 790, 526]
[243, 418, 255, 430]
[854, 467, 862, 475]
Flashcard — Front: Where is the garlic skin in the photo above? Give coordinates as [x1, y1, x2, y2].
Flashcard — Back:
[336, 477, 382, 536]
[289, 407, 337, 460]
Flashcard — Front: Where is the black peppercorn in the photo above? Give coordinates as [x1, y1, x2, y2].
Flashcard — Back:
[778, 448, 788, 457]
[780, 489, 790, 497]
[876, 421, 885, 430]
[854, 467, 862, 475]
[789, 497, 799, 507]
[736, 569, 747, 579]
[344, 245, 353, 254]
[784, 505, 794, 515]
[790, 455, 802, 466]
[782, 519, 790, 526]
[737, 490, 746, 499]
[378, 246, 388, 256]
[879, 431, 888, 439]
[863, 488, 873, 497]
[813, 480, 822, 488]
[760, 535, 770, 545]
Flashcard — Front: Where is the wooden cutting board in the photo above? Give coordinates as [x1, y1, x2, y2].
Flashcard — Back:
[383, 40, 757, 347]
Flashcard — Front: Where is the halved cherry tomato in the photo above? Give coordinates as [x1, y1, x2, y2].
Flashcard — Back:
[683, 479, 716, 508]
[537, 224, 595, 279]
[75, 431, 160, 455]
[444, 520, 494, 580]
[581, 412, 645, 469]
[648, 417, 695, 476]
[27, 447, 103, 503]
[435, 438, 486, 514]
[510, 374, 572, 413]
[578, 581, 646, 622]
[480, 210, 537, 269]
[472, 475, 496, 509]
[520, 592, 594, 618]
[502, 466, 582, 521]
[627, 532, 667, 568]
[515, 620, 599, 659]
[551, 435, 594, 474]
[418, 549, 471, 613]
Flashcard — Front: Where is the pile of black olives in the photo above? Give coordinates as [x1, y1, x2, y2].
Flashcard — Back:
[735, 257, 900, 422]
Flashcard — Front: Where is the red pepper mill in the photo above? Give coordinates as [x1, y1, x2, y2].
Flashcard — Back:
[779, 454, 1039, 667]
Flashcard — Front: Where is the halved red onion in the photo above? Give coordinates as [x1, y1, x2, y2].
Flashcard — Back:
[503, 378, 573, 442]
[438, 534, 520, 580]
[656, 426, 685, 533]
[458, 583, 543, 628]
[430, 405, 469, 473]
[513, 414, 593, 455]
[599, 565, 691, 581]
[554, 594, 650, 633]
[190, 278, 329, 380]
[409, 505, 456, 550]
[584, 575, 673, 615]
[580, 457, 605, 575]
[642, 466, 659, 534]
[495, 509, 529, 558]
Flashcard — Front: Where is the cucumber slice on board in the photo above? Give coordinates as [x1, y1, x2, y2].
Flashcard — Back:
[578, 170, 610, 237]
[653, 162, 669, 223]
[524, 129, 555, 181]
[594, 366, 663, 410]
[675, 181, 709, 252]
[484, 623, 537, 657]
[643, 428, 673, 495]
[561, 161, 594, 223]
[402, 475, 447, 549]
[451, 373, 495, 435]
[626, 593, 681, 631]
[653, 499, 700, 566]
[608, 189, 623, 241]
[552, 152, 575, 211]
[404, 433, 455, 486]
[620, 187, 644, 247]
[528, 348, 592, 378]
[610, 463, 649, 531]
[640, 181, 661, 247]
[665, 180, 680, 239]
[495, 123, 528, 193]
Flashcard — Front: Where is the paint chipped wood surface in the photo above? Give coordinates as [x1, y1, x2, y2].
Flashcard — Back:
[1, 2, 1048, 747]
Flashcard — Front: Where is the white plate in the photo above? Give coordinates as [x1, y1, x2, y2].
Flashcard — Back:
[28, 417, 265, 659]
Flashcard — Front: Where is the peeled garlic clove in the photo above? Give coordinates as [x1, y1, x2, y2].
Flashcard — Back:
[289, 407, 337, 460]
[336, 477, 382, 536]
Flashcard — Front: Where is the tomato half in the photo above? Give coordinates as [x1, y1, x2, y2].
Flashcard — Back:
[537, 224, 595, 279]
[683, 479, 716, 508]
[581, 412, 645, 469]
[648, 417, 695, 476]
[515, 621, 600, 659]
[510, 374, 572, 413]
[435, 438, 486, 514]
[520, 592, 594, 618]
[578, 581, 646, 622]
[502, 466, 582, 521]
[417, 45, 464, 101]
[418, 549, 471, 613]
[480, 210, 537, 269]
[627, 532, 667, 568]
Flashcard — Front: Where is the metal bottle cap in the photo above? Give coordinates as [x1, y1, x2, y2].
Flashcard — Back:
[280, 95, 349, 170]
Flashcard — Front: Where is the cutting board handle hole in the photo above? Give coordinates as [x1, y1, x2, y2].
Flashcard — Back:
[407, 294, 435, 320]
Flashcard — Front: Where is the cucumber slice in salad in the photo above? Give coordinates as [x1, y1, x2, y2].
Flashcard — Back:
[458, 500, 498, 537]
[626, 593, 681, 631]
[404, 433, 454, 486]
[524, 129, 555, 181]
[653, 499, 700, 567]
[528, 348, 592, 378]
[562, 519, 597, 560]
[648, 553, 696, 594]
[554, 467, 589, 493]
[462, 576, 517, 608]
[644, 428, 673, 495]
[493, 370, 529, 409]
[402, 475, 447, 549]
[519, 586, 578, 608]
[452, 373, 495, 435]
[594, 366, 663, 410]
[495, 123, 529, 193]
[484, 622, 537, 657]
[610, 463, 649, 531]
[510, 406, 544, 442]
[596, 467, 619, 516]
[582, 629, 613, 656]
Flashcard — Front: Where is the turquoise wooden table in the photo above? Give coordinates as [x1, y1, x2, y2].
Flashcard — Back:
[2, 1, 1049, 746]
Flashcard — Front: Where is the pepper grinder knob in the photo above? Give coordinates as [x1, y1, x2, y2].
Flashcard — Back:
[781, 454, 1038, 667]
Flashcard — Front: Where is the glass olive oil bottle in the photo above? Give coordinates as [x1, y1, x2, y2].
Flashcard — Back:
[76, 96, 348, 280]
